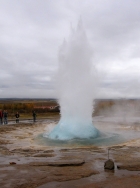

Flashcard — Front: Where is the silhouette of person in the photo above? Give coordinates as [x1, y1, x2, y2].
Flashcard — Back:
[3, 110, 8, 124]
[32, 110, 36, 122]
[0, 110, 3, 124]
[15, 112, 20, 123]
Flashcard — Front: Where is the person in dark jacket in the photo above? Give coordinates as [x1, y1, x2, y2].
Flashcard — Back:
[32, 110, 36, 122]
[15, 112, 20, 123]
[3, 110, 8, 124]
[0, 110, 3, 124]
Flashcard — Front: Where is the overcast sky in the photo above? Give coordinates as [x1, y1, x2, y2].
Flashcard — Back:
[0, 0, 140, 99]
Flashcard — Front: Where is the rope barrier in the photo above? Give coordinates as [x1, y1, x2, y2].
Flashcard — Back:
[106, 147, 140, 159]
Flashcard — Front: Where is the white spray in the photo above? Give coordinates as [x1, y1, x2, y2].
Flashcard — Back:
[48, 19, 98, 140]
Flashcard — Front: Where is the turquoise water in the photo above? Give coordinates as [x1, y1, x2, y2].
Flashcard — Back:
[36, 117, 140, 147]
[36, 131, 125, 147]
[47, 120, 99, 140]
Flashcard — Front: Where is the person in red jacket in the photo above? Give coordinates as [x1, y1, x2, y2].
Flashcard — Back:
[0, 110, 3, 124]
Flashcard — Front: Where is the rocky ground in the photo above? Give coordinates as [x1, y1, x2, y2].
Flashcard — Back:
[0, 121, 139, 188]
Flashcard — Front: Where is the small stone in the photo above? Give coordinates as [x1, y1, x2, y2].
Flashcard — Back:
[104, 159, 114, 170]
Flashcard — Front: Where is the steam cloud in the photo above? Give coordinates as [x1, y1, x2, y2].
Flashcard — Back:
[47, 19, 99, 140]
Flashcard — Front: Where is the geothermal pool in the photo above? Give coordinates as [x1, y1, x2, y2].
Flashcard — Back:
[37, 116, 140, 147]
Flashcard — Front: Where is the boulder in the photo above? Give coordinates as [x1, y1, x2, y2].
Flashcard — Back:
[104, 159, 114, 170]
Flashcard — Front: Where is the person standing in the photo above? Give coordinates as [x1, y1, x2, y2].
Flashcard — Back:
[3, 110, 8, 124]
[0, 110, 3, 124]
[15, 112, 20, 123]
[32, 110, 36, 122]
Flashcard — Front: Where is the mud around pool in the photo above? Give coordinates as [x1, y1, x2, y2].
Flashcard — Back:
[0, 121, 140, 188]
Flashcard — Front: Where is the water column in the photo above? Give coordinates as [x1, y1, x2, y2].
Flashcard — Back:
[48, 20, 98, 140]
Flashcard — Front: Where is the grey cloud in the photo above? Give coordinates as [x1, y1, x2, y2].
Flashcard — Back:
[0, 0, 140, 98]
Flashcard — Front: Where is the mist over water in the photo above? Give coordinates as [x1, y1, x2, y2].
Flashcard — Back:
[46, 20, 99, 140]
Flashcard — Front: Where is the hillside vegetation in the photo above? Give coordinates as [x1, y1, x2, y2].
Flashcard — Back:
[0, 99, 140, 119]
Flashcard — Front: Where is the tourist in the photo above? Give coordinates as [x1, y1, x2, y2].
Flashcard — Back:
[3, 110, 8, 124]
[32, 110, 36, 122]
[15, 112, 20, 123]
[0, 110, 3, 124]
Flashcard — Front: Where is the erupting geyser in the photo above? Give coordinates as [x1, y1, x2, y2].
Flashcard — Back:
[47, 19, 99, 140]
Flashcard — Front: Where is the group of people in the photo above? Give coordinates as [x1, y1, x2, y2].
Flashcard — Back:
[0, 110, 37, 124]
[0, 110, 8, 124]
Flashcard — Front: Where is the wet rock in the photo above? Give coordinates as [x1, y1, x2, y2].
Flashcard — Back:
[43, 150, 54, 153]
[30, 159, 85, 166]
[0, 140, 11, 144]
[60, 149, 69, 152]
[11, 148, 43, 155]
[22, 149, 31, 152]
[0, 126, 16, 133]
[104, 159, 115, 170]
[32, 153, 55, 157]
[117, 164, 140, 171]
[9, 162, 16, 165]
